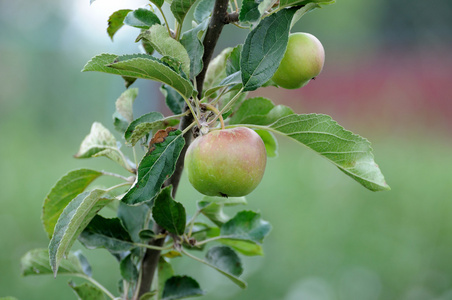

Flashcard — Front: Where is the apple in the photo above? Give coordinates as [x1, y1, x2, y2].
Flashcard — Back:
[185, 127, 267, 197]
[272, 32, 325, 89]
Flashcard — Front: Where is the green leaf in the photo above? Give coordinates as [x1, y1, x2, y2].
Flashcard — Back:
[149, 0, 164, 8]
[218, 239, 264, 256]
[125, 112, 180, 146]
[124, 8, 161, 29]
[205, 246, 245, 288]
[203, 47, 233, 96]
[194, 0, 215, 23]
[241, 7, 297, 91]
[180, 18, 209, 79]
[118, 201, 150, 243]
[162, 276, 204, 300]
[290, 2, 322, 28]
[21, 248, 88, 276]
[220, 211, 271, 244]
[140, 292, 158, 300]
[78, 215, 134, 253]
[226, 44, 242, 76]
[75, 122, 133, 172]
[120, 254, 139, 283]
[198, 196, 247, 226]
[107, 9, 132, 40]
[170, 0, 198, 24]
[68, 281, 106, 300]
[268, 114, 391, 191]
[254, 129, 278, 157]
[279, 0, 335, 11]
[158, 258, 174, 299]
[113, 88, 138, 134]
[49, 189, 113, 276]
[161, 85, 185, 115]
[229, 97, 294, 125]
[82, 53, 194, 99]
[122, 129, 185, 205]
[239, 0, 262, 23]
[42, 169, 103, 239]
[137, 25, 190, 76]
[152, 186, 186, 235]
[0, 297, 18, 300]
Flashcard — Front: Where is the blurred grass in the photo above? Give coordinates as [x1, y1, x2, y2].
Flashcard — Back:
[2, 123, 452, 299]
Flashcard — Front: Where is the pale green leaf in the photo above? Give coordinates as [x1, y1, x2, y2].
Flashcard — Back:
[138, 25, 190, 76]
[42, 169, 103, 239]
[49, 189, 113, 276]
[180, 18, 209, 79]
[194, 0, 215, 23]
[21, 248, 88, 276]
[113, 88, 138, 134]
[205, 246, 245, 288]
[268, 114, 390, 191]
[68, 281, 106, 300]
[255, 129, 278, 157]
[229, 97, 294, 125]
[124, 8, 161, 29]
[125, 112, 180, 146]
[220, 211, 271, 244]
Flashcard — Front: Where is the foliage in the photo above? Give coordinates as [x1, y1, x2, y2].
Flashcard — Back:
[21, 0, 389, 299]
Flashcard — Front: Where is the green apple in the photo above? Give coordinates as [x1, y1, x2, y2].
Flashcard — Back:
[185, 127, 267, 197]
[272, 32, 325, 89]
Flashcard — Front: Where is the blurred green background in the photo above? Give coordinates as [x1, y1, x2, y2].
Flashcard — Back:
[1, 0, 452, 299]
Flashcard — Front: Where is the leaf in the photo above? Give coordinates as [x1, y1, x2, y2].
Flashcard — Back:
[160, 85, 185, 115]
[229, 97, 294, 125]
[197, 196, 247, 227]
[279, 0, 335, 11]
[75, 122, 133, 172]
[219, 239, 264, 256]
[158, 258, 174, 299]
[125, 112, 180, 146]
[49, 189, 113, 276]
[42, 169, 103, 239]
[82, 53, 194, 99]
[140, 292, 158, 300]
[194, 0, 215, 23]
[254, 129, 278, 157]
[205, 246, 245, 288]
[226, 45, 242, 76]
[149, 0, 164, 8]
[122, 128, 185, 205]
[180, 18, 209, 79]
[78, 215, 134, 253]
[68, 281, 106, 300]
[120, 254, 139, 283]
[152, 186, 186, 235]
[118, 201, 150, 243]
[268, 114, 391, 191]
[124, 8, 161, 29]
[241, 7, 297, 91]
[113, 88, 138, 134]
[107, 9, 132, 40]
[220, 211, 271, 244]
[170, 0, 198, 24]
[203, 47, 234, 96]
[21, 248, 88, 276]
[290, 2, 322, 28]
[137, 25, 190, 76]
[162, 276, 204, 300]
[239, 0, 263, 23]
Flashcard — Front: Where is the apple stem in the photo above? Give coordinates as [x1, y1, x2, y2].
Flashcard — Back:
[204, 103, 225, 130]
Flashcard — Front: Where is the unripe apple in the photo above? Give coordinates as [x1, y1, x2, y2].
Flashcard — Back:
[185, 127, 267, 197]
[272, 32, 325, 89]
